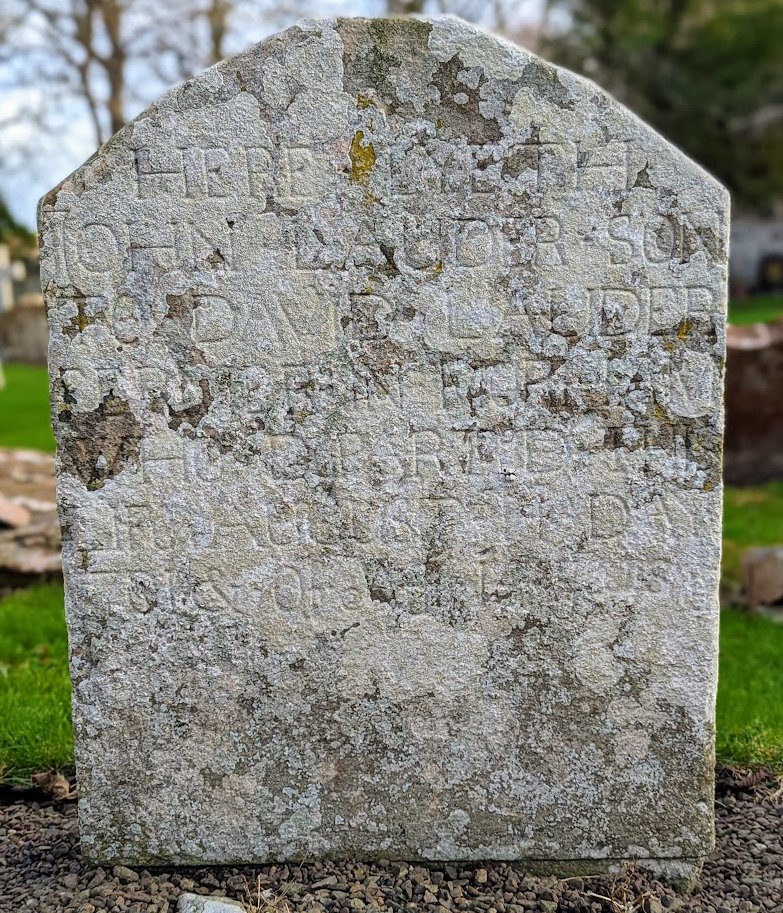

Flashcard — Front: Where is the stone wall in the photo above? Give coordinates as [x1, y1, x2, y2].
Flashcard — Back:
[0, 301, 48, 365]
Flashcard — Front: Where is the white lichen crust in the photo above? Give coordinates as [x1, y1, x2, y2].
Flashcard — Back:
[39, 16, 727, 870]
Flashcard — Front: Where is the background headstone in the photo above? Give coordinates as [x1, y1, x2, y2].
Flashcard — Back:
[0, 243, 27, 388]
[725, 318, 783, 483]
[0, 304, 49, 366]
[39, 16, 728, 881]
[742, 547, 783, 608]
[729, 217, 783, 295]
[0, 243, 26, 315]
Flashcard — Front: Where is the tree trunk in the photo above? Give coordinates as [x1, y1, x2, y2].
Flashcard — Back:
[206, 0, 230, 65]
[73, 1, 105, 146]
[99, 0, 126, 137]
[386, 0, 426, 14]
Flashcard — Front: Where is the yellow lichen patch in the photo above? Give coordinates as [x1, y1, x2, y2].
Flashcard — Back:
[63, 296, 91, 338]
[677, 318, 693, 341]
[653, 402, 668, 421]
[349, 130, 376, 188]
[703, 479, 714, 491]
[433, 260, 443, 274]
[357, 94, 376, 110]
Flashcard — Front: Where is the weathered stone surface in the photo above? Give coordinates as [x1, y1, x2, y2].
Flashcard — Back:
[39, 16, 727, 875]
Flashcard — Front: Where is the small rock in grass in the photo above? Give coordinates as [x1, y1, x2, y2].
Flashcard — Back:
[177, 894, 245, 912]
[0, 495, 31, 529]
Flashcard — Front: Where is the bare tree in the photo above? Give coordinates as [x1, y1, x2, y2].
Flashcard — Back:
[2, 0, 149, 146]
[205, 0, 231, 64]
[0, 0, 260, 149]
[387, 0, 426, 14]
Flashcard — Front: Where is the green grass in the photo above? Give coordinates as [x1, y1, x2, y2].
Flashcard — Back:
[722, 483, 783, 589]
[717, 609, 783, 770]
[728, 294, 783, 326]
[0, 362, 55, 452]
[0, 583, 781, 779]
[718, 484, 783, 769]
[0, 585, 72, 781]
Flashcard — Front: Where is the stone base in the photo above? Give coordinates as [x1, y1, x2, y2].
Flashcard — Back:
[177, 894, 245, 913]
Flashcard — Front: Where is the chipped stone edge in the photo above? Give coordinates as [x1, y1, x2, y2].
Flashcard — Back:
[426, 14, 729, 206]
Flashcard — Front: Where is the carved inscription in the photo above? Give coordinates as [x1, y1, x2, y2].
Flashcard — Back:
[42, 16, 727, 868]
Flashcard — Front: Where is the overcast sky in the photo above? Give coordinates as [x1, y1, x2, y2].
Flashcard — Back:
[0, 1, 549, 229]
[0, 0, 348, 228]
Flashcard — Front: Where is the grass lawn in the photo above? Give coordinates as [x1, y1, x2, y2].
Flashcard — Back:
[0, 585, 72, 782]
[728, 294, 783, 326]
[0, 362, 55, 452]
[717, 610, 783, 770]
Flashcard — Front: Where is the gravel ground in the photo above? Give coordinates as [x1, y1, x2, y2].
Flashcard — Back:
[1, 769, 781, 913]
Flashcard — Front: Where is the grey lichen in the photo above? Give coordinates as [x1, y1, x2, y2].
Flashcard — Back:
[39, 16, 726, 877]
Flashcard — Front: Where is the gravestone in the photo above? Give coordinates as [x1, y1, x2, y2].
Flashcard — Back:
[39, 16, 728, 881]
[0, 244, 27, 315]
[0, 243, 27, 388]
